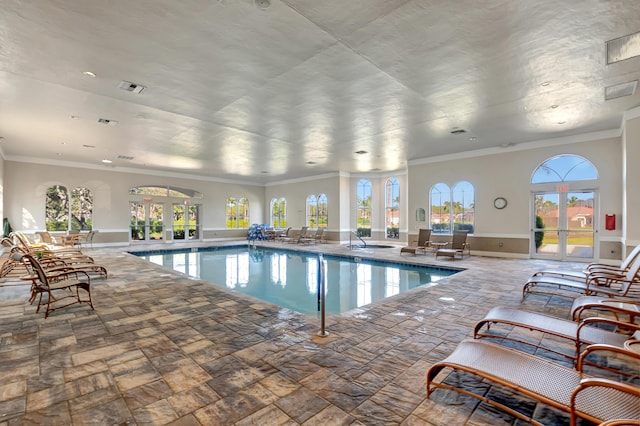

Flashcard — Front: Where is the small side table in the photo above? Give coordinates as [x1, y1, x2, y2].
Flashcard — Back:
[430, 241, 449, 255]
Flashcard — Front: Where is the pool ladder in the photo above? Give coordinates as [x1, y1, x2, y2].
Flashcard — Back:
[348, 231, 366, 249]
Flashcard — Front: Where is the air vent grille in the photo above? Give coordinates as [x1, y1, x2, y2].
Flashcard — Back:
[117, 155, 135, 160]
[119, 80, 145, 94]
[98, 118, 118, 126]
[450, 129, 467, 135]
[605, 80, 638, 100]
[606, 31, 640, 64]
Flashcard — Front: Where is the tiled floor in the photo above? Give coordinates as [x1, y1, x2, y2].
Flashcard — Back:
[0, 241, 634, 425]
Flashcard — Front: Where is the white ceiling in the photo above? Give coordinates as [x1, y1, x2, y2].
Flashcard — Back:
[1, 0, 639, 184]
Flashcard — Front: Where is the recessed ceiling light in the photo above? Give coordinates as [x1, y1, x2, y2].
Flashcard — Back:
[540, 81, 551, 87]
[468, 136, 477, 141]
[101, 159, 112, 164]
[306, 161, 317, 165]
[557, 121, 566, 124]
[70, 115, 79, 119]
[83, 71, 96, 77]
[550, 105, 559, 109]
[355, 150, 368, 155]
[261, 171, 268, 174]
[82, 144, 96, 148]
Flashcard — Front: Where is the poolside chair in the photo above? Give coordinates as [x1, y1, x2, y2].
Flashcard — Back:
[531, 244, 640, 282]
[282, 227, 307, 244]
[400, 228, 431, 256]
[426, 339, 640, 426]
[434, 230, 468, 260]
[473, 306, 640, 362]
[17, 253, 94, 318]
[523, 252, 640, 300]
[570, 296, 640, 322]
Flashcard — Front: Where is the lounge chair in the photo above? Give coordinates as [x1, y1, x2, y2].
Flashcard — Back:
[282, 227, 308, 244]
[400, 228, 431, 256]
[17, 253, 94, 318]
[473, 306, 640, 362]
[523, 252, 640, 300]
[426, 339, 640, 426]
[570, 296, 640, 321]
[434, 230, 469, 260]
[531, 244, 640, 282]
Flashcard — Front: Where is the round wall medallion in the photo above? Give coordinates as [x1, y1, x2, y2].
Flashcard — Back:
[493, 197, 507, 209]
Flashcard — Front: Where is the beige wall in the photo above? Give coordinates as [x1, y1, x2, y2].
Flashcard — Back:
[3, 162, 264, 243]
[3, 109, 638, 259]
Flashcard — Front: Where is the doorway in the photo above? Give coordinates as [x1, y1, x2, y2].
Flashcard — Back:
[532, 190, 596, 261]
[173, 203, 201, 240]
[130, 201, 164, 242]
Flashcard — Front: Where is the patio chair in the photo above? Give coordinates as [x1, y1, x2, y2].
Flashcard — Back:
[434, 230, 469, 260]
[282, 227, 307, 244]
[17, 253, 94, 318]
[522, 252, 640, 300]
[426, 339, 640, 426]
[400, 228, 431, 256]
[473, 306, 640, 362]
[531, 244, 640, 282]
[570, 296, 640, 322]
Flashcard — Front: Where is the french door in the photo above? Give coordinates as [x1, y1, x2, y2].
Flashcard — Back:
[130, 201, 164, 242]
[532, 191, 596, 261]
[173, 203, 201, 240]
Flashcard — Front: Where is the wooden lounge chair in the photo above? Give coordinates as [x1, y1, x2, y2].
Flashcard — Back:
[400, 228, 431, 256]
[473, 306, 640, 362]
[435, 230, 468, 260]
[523, 252, 640, 300]
[427, 340, 640, 426]
[17, 253, 94, 318]
[530, 244, 640, 283]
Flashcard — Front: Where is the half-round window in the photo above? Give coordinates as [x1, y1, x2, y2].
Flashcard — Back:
[531, 155, 598, 184]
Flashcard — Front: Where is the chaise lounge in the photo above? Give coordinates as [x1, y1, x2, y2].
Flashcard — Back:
[426, 339, 640, 426]
[400, 228, 431, 256]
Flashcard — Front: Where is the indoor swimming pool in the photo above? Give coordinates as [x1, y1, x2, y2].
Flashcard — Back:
[133, 246, 462, 315]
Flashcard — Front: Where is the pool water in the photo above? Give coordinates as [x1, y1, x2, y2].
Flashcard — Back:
[135, 246, 461, 315]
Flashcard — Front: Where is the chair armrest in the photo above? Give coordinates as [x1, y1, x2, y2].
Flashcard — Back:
[570, 376, 640, 426]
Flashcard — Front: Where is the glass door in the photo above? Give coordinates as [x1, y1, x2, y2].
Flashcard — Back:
[130, 201, 164, 242]
[173, 203, 201, 240]
[532, 191, 596, 261]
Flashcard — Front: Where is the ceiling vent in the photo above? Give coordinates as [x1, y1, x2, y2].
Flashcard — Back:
[117, 155, 134, 160]
[97, 118, 118, 126]
[118, 80, 145, 94]
[606, 31, 640, 64]
[605, 80, 638, 100]
[450, 129, 467, 135]
[254, 0, 270, 9]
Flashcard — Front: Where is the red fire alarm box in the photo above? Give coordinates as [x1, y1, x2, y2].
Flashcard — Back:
[605, 214, 615, 231]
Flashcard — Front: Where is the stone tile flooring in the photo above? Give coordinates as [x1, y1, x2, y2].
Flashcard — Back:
[0, 241, 633, 425]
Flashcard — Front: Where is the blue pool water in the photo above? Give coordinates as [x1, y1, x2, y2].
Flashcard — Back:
[133, 246, 461, 315]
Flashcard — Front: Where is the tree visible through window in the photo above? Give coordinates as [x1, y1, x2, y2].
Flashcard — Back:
[46, 185, 93, 231]
[226, 197, 250, 229]
[430, 182, 475, 234]
[356, 179, 372, 237]
[306, 194, 328, 228]
[271, 198, 287, 228]
[385, 177, 399, 239]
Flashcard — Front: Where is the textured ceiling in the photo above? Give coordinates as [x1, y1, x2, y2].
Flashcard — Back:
[0, 0, 639, 184]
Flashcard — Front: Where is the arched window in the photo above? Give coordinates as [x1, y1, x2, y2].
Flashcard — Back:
[306, 194, 328, 228]
[226, 196, 250, 229]
[430, 182, 475, 234]
[270, 198, 287, 228]
[46, 185, 93, 231]
[531, 155, 598, 183]
[356, 179, 372, 237]
[130, 185, 203, 198]
[385, 177, 400, 239]
[452, 181, 475, 233]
